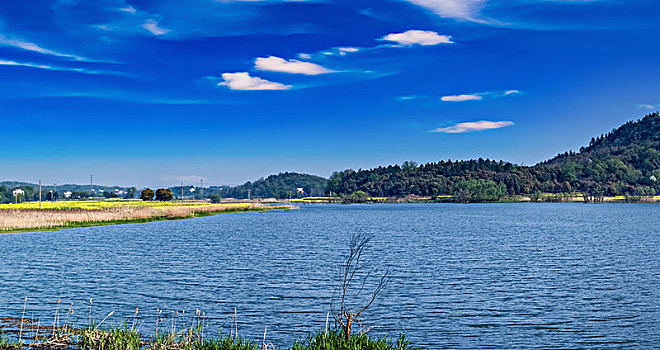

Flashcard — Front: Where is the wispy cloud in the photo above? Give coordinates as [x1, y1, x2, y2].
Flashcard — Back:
[338, 47, 360, 55]
[0, 59, 131, 77]
[142, 19, 170, 35]
[638, 103, 659, 110]
[440, 90, 521, 102]
[403, 0, 489, 22]
[0, 34, 87, 61]
[27, 90, 219, 105]
[397, 95, 429, 101]
[430, 120, 514, 133]
[441, 94, 482, 102]
[118, 6, 137, 14]
[382, 30, 453, 46]
[255, 56, 334, 75]
[219, 72, 291, 90]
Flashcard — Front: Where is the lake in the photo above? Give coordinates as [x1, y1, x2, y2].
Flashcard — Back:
[1, 203, 659, 349]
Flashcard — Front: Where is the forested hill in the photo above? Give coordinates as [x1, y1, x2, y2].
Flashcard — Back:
[221, 172, 328, 199]
[328, 112, 660, 199]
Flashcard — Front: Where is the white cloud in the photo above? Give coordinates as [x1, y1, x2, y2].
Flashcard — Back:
[430, 120, 514, 133]
[638, 104, 658, 110]
[219, 72, 291, 90]
[119, 6, 137, 14]
[142, 19, 170, 35]
[398, 95, 427, 100]
[0, 59, 130, 76]
[441, 94, 483, 102]
[403, 0, 488, 22]
[255, 56, 334, 75]
[382, 30, 453, 46]
[298, 53, 312, 59]
[0, 60, 50, 69]
[338, 47, 360, 55]
[0, 34, 86, 60]
[440, 90, 520, 101]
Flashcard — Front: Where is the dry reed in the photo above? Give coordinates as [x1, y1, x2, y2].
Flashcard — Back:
[0, 203, 284, 231]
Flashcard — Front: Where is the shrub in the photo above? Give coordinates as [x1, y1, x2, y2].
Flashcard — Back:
[156, 188, 174, 201]
[140, 188, 154, 201]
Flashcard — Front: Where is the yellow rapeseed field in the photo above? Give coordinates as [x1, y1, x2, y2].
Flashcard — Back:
[0, 200, 245, 210]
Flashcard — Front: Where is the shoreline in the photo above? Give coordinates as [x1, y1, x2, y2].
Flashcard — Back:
[286, 196, 660, 204]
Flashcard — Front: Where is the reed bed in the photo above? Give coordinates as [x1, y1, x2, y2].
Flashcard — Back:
[0, 203, 289, 232]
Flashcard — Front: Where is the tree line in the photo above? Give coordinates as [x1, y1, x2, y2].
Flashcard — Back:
[328, 113, 660, 201]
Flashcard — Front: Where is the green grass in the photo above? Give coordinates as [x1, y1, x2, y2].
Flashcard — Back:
[0, 322, 419, 350]
[290, 331, 418, 350]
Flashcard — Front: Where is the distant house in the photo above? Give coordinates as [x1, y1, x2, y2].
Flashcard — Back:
[64, 191, 73, 199]
[296, 187, 304, 194]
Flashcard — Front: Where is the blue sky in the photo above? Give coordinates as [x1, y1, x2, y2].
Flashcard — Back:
[1, 0, 659, 187]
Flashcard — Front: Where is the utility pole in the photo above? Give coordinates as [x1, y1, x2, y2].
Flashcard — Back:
[181, 182, 184, 202]
[247, 189, 251, 201]
[39, 180, 42, 210]
[200, 179, 204, 200]
[90, 174, 93, 198]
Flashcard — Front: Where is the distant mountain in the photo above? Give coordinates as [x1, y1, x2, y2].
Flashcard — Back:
[221, 172, 328, 199]
[328, 112, 660, 199]
[0, 182, 131, 203]
[0, 181, 126, 193]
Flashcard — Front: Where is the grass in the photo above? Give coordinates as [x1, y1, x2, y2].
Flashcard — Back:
[0, 305, 419, 350]
[0, 201, 293, 233]
[291, 331, 417, 350]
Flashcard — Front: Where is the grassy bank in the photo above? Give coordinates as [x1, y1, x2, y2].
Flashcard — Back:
[0, 201, 294, 233]
[0, 313, 417, 350]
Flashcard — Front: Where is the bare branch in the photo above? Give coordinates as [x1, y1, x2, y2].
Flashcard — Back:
[330, 231, 388, 340]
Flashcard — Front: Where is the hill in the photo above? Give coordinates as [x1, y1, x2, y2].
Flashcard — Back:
[328, 112, 660, 200]
[221, 172, 328, 199]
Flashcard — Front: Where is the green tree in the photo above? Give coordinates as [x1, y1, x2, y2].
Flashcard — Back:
[125, 187, 137, 199]
[140, 188, 154, 201]
[155, 188, 174, 201]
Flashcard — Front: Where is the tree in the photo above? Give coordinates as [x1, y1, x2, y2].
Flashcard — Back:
[402, 160, 418, 172]
[125, 187, 137, 199]
[210, 194, 222, 203]
[103, 190, 119, 198]
[331, 232, 389, 341]
[155, 188, 174, 201]
[140, 188, 154, 201]
[45, 190, 58, 201]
